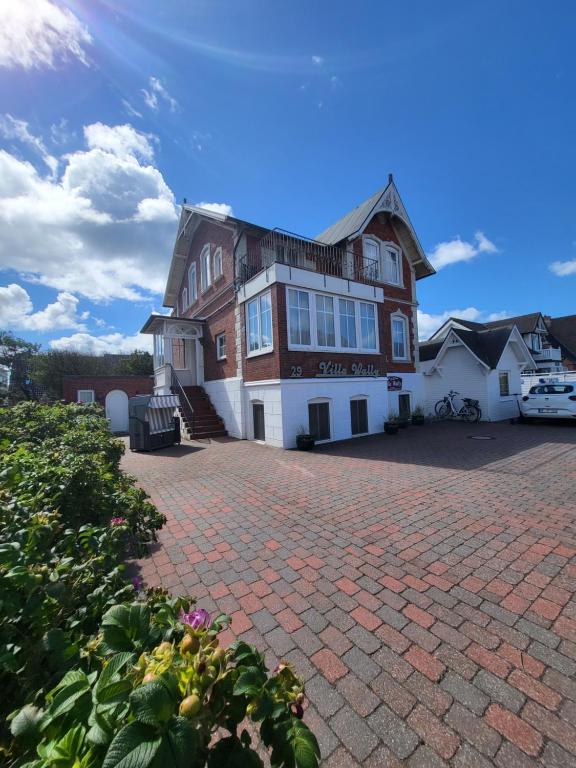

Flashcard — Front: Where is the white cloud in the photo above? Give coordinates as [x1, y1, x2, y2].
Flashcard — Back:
[417, 306, 509, 340]
[330, 75, 343, 90]
[0, 283, 85, 332]
[122, 100, 143, 119]
[141, 77, 178, 112]
[50, 118, 75, 146]
[311, 56, 324, 66]
[195, 202, 234, 216]
[84, 123, 156, 162]
[0, 114, 58, 175]
[428, 231, 497, 270]
[549, 259, 576, 277]
[0, 121, 179, 302]
[50, 331, 153, 354]
[0, 0, 91, 70]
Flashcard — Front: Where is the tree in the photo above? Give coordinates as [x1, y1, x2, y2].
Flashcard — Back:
[31, 351, 106, 399]
[115, 350, 153, 376]
[0, 331, 41, 402]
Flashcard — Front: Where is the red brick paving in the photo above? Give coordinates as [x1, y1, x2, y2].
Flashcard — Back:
[123, 420, 576, 766]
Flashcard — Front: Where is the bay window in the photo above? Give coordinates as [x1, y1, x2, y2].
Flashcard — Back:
[288, 289, 311, 346]
[392, 315, 409, 360]
[339, 299, 357, 348]
[247, 291, 273, 354]
[285, 287, 379, 353]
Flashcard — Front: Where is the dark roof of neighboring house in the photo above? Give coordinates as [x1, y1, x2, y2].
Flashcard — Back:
[316, 186, 387, 245]
[420, 327, 514, 369]
[483, 312, 542, 334]
[546, 315, 576, 360]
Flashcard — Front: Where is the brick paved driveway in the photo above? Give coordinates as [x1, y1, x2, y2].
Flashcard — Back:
[123, 421, 576, 766]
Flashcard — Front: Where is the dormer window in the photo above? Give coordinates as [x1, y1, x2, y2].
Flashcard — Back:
[384, 245, 401, 285]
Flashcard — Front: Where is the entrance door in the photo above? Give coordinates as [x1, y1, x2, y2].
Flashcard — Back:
[398, 393, 411, 421]
[105, 389, 129, 432]
[253, 403, 265, 441]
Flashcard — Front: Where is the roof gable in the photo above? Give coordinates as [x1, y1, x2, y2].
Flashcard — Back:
[546, 314, 576, 359]
[420, 326, 534, 371]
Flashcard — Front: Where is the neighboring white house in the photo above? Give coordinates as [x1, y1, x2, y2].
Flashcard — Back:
[0, 364, 10, 394]
[420, 325, 536, 421]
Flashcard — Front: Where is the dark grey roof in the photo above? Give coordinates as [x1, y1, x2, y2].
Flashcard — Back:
[483, 312, 542, 335]
[546, 314, 576, 361]
[316, 185, 388, 245]
[420, 327, 513, 369]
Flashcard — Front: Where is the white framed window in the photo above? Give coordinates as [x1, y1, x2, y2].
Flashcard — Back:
[363, 238, 380, 280]
[339, 298, 357, 348]
[188, 263, 197, 305]
[288, 289, 311, 346]
[316, 294, 335, 348]
[308, 398, 331, 442]
[213, 247, 223, 279]
[285, 287, 379, 354]
[391, 314, 409, 360]
[359, 302, 377, 350]
[383, 245, 401, 285]
[247, 291, 273, 355]
[499, 371, 510, 397]
[216, 332, 226, 360]
[153, 335, 164, 368]
[181, 287, 188, 314]
[77, 389, 95, 404]
[200, 244, 211, 291]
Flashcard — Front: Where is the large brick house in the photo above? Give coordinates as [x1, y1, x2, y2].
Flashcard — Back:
[141, 176, 435, 447]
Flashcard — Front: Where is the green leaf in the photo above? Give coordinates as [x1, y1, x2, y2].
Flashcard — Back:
[269, 719, 320, 768]
[151, 717, 199, 768]
[207, 735, 264, 768]
[129, 680, 175, 726]
[102, 721, 162, 768]
[10, 704, 43, 746]
[45, 670, 91, 721]
[233, 667, 267, 697]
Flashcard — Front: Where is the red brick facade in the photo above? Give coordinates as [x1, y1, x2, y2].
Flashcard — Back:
[63, 376, 153, 404]
[173, 211, 420, 384]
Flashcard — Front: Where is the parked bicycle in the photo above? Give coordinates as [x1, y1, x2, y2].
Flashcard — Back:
[434, 390, 481, 423]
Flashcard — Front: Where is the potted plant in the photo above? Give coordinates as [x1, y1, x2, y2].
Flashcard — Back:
[411, 405, 425, 426]
[296, 425, 315, 451]
[384, 413, 400, 435]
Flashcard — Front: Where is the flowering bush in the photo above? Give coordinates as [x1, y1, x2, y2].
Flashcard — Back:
[9, 600, 320, 768]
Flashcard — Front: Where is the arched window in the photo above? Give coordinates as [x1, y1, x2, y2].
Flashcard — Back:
[181, 286, 188, 314]
[391, 312, 409, 361]
[363, 238, 380, 280]
[200, 244, 211, 291]
[213, 246, 223, 279]
[188, 263, 197, 304]
[383, 244, 402, 285]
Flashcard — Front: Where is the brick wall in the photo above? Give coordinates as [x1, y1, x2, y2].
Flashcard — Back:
[62, 376, 153, 404]
[203, 291, 238, 381]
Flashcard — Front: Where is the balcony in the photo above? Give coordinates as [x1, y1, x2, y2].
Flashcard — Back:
[238, 229, 379, 287]
[533, 346, 562, 362]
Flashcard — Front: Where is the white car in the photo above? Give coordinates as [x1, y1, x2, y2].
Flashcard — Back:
[520, 383, 576, 421]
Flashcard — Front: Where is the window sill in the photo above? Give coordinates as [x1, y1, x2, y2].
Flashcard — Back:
[288, 344, 380, 355]
[216, 356, 227, 362]
[391, 357, 411, 363]
[247, 347, 274, 359]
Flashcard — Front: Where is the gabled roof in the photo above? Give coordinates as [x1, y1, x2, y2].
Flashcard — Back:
[483, 312, 543, 335]
[315, 177, 435, 280]
[546, 314, 576, 360]
[420, 326, 534, 370]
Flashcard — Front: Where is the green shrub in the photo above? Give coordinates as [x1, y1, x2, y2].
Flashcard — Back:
[9, 602, 319, 768]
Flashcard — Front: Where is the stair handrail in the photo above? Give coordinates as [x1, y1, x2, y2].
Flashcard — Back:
[166, 363, 194, 432]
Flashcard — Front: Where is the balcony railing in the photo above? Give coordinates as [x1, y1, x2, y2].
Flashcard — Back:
[237, 229, 379, 287]
[533, 346, 562, 361]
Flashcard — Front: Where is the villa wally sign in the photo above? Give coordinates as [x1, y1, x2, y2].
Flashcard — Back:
[317, 361, 380, 377]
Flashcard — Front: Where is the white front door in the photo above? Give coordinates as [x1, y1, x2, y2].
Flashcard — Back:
[105, 389, 129, 432]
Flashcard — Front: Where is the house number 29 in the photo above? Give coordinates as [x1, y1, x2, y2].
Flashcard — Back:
[290, 366, 302, 377]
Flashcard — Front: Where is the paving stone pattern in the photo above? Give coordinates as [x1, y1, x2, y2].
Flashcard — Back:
[123, 421, 576, 766]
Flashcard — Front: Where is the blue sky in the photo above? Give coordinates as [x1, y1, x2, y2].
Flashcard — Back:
[0, 0, 575, 351]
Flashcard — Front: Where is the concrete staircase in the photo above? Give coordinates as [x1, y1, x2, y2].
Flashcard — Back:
[174, 385, 227, 439]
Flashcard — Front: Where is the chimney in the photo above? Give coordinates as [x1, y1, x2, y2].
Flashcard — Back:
[388, 173, 394, 185]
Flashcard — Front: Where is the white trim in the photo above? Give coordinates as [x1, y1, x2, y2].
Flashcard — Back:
[77, 389, 95, 404]
[391, 310, 410, 362]
[286, 286, 379, 354]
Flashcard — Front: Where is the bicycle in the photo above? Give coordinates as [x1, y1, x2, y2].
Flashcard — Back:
[434, 390, 482, 423]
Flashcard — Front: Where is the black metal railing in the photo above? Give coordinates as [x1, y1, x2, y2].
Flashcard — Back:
[238, 229, 379, 287]
[167, 363, 194, 434]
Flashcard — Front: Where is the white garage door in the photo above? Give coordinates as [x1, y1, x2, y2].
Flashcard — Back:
[105, 389, 129, 433]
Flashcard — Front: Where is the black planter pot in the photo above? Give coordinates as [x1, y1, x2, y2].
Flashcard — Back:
[296, 434, 315, 451]
[384, 423, 399, 435]
[398, 419, 409, 429]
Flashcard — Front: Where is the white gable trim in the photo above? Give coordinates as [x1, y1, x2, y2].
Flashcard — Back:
[426, 330, 490, 374]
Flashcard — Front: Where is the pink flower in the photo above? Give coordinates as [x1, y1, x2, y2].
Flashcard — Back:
[132, 576, 143, 591]
[179, 607, 211, 630]
[110, 517, 127, 525]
